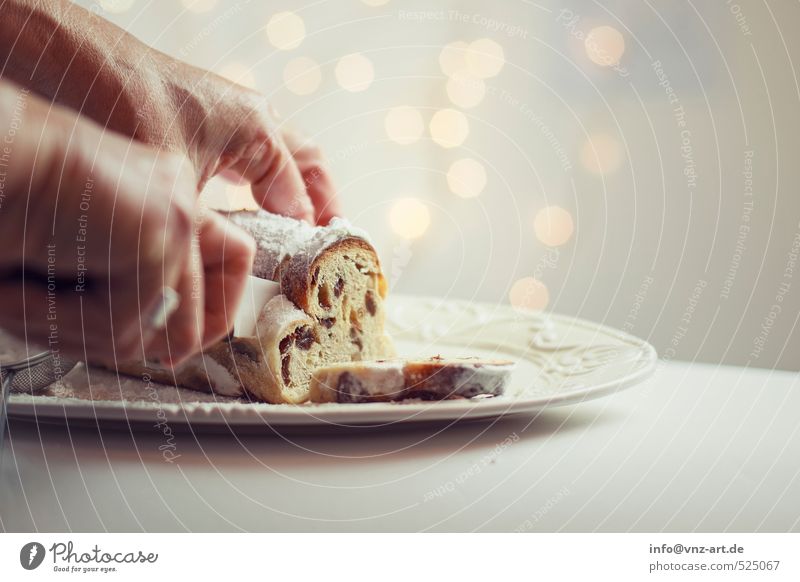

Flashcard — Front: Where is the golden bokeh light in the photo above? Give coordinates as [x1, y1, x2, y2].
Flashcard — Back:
[283, 57, 322, 95]
[534, 206, 575, 246]
[384, 106, 425, 145]
[580, 133, 624, 175]
[389, 198, 431, 239]
[509, 277, 550, 311]
[466, 38, 505, 78]
[429, 109, 469, 148]
[266, 11, 306, 51]
[585, 25, 626, 67]
[335, 53, 375, 92]
[446, 75, 486, 109]
[447, 158, 487, 198]
[439, 41, 471, 78]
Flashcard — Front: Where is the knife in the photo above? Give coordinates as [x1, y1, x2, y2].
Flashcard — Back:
[233, 276, 280, 338]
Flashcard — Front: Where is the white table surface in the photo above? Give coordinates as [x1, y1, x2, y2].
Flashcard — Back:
[1, 360, 798, 532]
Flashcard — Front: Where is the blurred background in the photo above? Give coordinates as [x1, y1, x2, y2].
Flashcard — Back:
[78, 0, 799, 372]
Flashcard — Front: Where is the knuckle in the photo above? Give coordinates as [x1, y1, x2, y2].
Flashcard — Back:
[139, 202, 194, 262]
[237, 92, 279, 139]
[304, 161, 327, 186]
[259, 126, 285, 159]
[304, 142, 324, 160]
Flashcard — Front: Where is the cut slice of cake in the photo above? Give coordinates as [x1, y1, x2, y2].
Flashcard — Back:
[308, 357, 514, 403]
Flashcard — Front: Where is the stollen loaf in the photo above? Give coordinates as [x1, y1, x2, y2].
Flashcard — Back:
[117, 210, 394, 404]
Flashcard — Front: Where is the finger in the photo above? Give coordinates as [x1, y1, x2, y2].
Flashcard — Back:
[216, 105, 314, 221]
[217, 168, 246, 185]
[113, 152, 200, 362]
[199, 89, 314, 222]
[225, 131, 315, 223]
[302, 158, 340, 226]
[197, 210, 255, 348]
[143, 234, 204, 368]
[281, 129, 342, 226]
[166, 250, 204, 366]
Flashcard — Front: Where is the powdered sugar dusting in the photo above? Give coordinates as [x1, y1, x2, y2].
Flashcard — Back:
[315, 360, 405, 398]
[227, 210, 372, 280]
[196, 355, 242, 396]
[256, 295, 312, 332]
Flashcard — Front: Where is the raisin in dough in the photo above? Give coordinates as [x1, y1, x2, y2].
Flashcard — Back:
[117, 210, 395, 404]
[308, 357, 514, 403]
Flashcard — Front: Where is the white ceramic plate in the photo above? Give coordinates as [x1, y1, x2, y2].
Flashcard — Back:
[7, 295, 657, 430]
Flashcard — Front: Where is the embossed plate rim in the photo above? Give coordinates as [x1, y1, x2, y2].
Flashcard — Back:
[8, 295, 657, 428]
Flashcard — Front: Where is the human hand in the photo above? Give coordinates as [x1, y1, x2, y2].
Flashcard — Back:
[1, 0, 341, 225]
[0, 81, 255, 366]
[167, 71, 342, 226]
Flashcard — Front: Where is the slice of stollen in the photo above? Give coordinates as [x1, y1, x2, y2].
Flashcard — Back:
[308, 357, 515, 403]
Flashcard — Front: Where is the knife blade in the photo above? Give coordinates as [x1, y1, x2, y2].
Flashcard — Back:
[233, 276, 280, 338]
